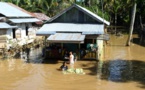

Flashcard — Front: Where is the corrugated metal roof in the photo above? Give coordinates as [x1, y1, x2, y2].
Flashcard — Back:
[9, 18, 41, 23]
[0, 22, 17, 29]
[32, 13, 50, 21]
[47, 33, 85, 43]
[36, 31, 56, 36]
[36, 23, 104, 35]
[48, 4, 110, 25]
[0, 2, 32, 17]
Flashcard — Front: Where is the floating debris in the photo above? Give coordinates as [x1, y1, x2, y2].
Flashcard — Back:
[63, 68, 85, 75]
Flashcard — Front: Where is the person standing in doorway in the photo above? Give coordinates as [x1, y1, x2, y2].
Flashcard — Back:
[69, 51, 74, 68]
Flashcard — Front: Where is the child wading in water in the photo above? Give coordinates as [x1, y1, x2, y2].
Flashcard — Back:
[60, 61, 68, 71]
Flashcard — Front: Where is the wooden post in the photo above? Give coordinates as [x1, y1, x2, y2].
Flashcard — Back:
[61, 43, 63, 49]
[44, 36, 47, 58]
[78, 43, 80, 60]
[126, 3, 137, 46]
[96, 39, 98, 60]
[103, 41, 105, 60]
[93, 39, 95, 44]
[61, 43, 63, 58]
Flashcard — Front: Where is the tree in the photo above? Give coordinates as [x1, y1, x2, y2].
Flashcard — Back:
[126, 2, 137, 46]
[102, 0, 133, 33]
[126, 0, 145, 46]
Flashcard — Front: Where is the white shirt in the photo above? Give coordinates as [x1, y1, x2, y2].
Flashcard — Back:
[69, 54, 74, 64]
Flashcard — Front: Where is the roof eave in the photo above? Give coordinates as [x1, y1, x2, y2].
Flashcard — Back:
[74, 4, 110, 25]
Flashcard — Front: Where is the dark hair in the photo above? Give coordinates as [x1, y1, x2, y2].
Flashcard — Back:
[63, 61, 66, 65]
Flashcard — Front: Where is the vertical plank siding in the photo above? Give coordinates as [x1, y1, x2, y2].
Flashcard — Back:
[52, 8, 100, 24]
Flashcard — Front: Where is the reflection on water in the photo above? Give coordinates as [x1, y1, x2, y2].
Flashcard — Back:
[0, 35, 145, 90]
[100, 59, 145, 89]
[102, 60, 132, 82]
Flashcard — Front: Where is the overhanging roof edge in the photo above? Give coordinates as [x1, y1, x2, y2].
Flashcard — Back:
[74, 4, 110, 25]
[47, 33, 86, 43]
[36, 23, 104, 35]
[9, 18, 41, 23]
[0, 22, 18, 29]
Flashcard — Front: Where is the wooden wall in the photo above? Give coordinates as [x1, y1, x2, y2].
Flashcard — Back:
[52, 8, 101, 24]
[0, 29, 7, 44]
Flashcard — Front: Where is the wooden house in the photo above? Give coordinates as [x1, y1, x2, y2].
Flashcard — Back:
[37, 4, 110, 60]
[0, 2, 41, 49]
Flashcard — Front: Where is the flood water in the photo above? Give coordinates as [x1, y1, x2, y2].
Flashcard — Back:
[0, 35, 145, 90]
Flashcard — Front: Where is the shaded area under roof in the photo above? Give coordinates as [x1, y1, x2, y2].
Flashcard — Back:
[0, 2, 32, 17]
[9, 18, 41, 23]
[36, 23, 104, 35]
[0, 22, 17, 29]
[47, 33, 85, 43]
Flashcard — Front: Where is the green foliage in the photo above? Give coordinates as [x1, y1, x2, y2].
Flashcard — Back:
[85, 6, 110, 21]
[2, 0, 145, 26]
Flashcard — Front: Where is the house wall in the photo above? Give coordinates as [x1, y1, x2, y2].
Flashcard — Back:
[16, 23, 32, 39]
[0, 29, 8, 48]
[0, 29, 7, 39]
[6, 28, 12, 39]
[2, 23, 35, 48]
[19, 23, 26, 38]
[52, 8, 101, 24]
[0, 29, 7, 35]
[28, 27, 37, 39]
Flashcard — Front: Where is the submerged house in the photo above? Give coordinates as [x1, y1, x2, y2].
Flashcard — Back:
[0, 2, 41, 48]
[37, 4, 110, 60]
[0, 22, 17, 48]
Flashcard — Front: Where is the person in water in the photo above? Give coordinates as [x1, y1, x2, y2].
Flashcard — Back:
[60, 61, 68, 71]
[69, 51, 74, 68]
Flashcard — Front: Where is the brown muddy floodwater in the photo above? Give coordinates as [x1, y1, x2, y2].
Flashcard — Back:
[0, 35, 145, 90]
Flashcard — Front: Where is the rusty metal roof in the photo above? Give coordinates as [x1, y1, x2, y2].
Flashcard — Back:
[32, 13, 50, 21]
[47, 33, 85, 43]
[0, 2, 32, 17]
[0, 22, 17, 29]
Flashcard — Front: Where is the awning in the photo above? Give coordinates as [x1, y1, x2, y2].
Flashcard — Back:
[0, 22, 17, 29]
[9, 18, 41, 23]
[47, 33, 85, 43]
[36, 23, 104, 36]
[37, 31, 56, 36]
